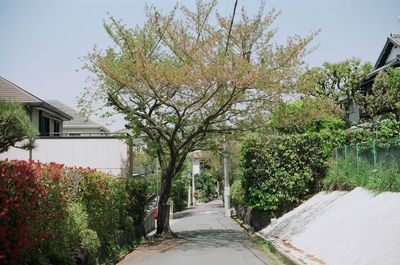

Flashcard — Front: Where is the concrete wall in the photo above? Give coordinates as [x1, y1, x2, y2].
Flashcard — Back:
[0, 138, 130, 176]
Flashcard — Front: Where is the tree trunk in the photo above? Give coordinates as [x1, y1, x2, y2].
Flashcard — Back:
[156, 204, 170, 234]
[156, 173, 173, 235]
[155, 150, 187, 235]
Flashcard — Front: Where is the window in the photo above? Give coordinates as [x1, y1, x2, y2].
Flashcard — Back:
[54, 121, 60, 136]
[40, 116, 50, 136]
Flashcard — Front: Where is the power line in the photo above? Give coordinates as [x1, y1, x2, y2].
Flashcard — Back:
[224, 0, 238, 55]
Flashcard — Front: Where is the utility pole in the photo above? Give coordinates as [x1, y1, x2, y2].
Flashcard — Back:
[188, 184, 192, 207]
[223, 135, 231, 217]
[156, 159, 159, 204]
[187, 161, 192, 207]
[222, 0, 237, 218]
[191, 152, 196, 206]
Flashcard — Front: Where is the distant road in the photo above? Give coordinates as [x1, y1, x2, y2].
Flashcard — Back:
[119, 200, 272, 265]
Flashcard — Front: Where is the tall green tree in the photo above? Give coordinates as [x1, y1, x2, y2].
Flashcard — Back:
[298, 58, 372, 105]
[268, 97, 344, 134]
[0, 101, 36, 153]
[81, 0, 316, 234]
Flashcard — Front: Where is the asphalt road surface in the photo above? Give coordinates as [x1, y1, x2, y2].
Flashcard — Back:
[120, 200, 273, 265]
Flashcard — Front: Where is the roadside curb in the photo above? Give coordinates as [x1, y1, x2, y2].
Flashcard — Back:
[231, 216, 252, 232]
[255, 233, 305, 265]
[231, 217, 305, 265]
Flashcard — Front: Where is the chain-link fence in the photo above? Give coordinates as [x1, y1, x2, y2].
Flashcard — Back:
[335, 137, 400, 166]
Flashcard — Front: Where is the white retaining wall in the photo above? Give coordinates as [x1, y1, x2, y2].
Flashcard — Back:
[260, 188, 400, 265]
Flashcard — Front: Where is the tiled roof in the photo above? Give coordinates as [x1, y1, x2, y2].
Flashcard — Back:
[0, 76, 72, 120]
[0, 76, 42, 103]
[46, 100, 108, 131]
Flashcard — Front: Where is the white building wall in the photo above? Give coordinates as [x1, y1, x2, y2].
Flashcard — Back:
[0, 147, 30, 160]
[0, 138, 129, 176]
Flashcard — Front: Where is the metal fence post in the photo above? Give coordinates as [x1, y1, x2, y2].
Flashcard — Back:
[356, 144, 359, 166]
[372, 140, 377, 167]
[344, 145, 348, 160]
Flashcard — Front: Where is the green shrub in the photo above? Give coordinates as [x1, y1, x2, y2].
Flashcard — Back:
[126, 177, 148, 226]
[77, 171, 130, 247]
[231, 179, 245, 206]
[66, 202, 100, 264]
[241, 133, 332, 217]
[77, 171, 149, 262]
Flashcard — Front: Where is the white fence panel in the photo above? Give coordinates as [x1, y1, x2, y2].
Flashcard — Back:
[0, 138, 130, 176]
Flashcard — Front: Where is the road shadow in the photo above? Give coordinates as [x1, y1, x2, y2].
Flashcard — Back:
[173, 210, 195, 219]
[174, 229, 254, 251]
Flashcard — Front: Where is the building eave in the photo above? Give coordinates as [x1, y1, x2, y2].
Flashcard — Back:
[24, 102, 73, 121]
[374, 34, 400, 70]
[366, 57, 400, 79]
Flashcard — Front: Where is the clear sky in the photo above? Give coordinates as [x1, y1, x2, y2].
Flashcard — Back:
[1, 0, 399, 130]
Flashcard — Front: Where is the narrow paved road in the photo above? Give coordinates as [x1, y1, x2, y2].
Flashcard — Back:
[120, 200, 273, 265]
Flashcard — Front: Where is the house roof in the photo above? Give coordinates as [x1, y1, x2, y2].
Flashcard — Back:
[0, 76, 43, 103]
[374, 33, 400, 69]
[0, 76, 72, 120]
[46, 100, 109, 132]
[366, 58, 400, 79]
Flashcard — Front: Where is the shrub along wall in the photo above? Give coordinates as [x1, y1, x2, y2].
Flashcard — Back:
[0, 160, 147, 265]
[240, 133, 334, 218]
[239, 120, 400, 220]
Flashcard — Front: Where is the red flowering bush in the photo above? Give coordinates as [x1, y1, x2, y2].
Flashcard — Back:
[0, 160, 73, 265]
[29, 162, 74, 264]
[0, 160, 147, 265]
[0, 160, 46, 265]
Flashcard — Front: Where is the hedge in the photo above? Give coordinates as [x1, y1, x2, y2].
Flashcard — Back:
[230, 179, 245, 206]
[240, 133, 333, 217]
[0, 160, 147, 265]
[239, 120, 400, 219]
